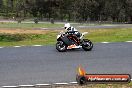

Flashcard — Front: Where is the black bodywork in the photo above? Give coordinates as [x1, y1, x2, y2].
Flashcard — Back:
[57, 34, 79, 46]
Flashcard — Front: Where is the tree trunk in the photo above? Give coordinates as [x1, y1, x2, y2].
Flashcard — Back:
[68, 13, 71, 21]
[130, 16, 132, 23]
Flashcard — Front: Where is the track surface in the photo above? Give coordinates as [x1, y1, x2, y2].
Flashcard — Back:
[0, 42, 132, 86]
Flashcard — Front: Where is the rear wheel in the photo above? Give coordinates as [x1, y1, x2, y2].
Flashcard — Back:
[56, 41, 67, 52]
[82, 40, 93, 51]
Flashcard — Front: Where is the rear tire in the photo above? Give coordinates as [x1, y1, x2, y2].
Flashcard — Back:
[56, 41, 67, 52]
[82, 39, 93, 51]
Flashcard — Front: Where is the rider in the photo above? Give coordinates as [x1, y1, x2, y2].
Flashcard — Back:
[64, 23, 82, 49]
[64, 23, 81, 39]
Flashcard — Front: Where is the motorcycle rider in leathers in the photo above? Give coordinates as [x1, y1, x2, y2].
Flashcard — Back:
[64, 23, 81, 48]
[64, 23, 81, 39]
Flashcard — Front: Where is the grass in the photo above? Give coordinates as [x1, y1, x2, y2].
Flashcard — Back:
[81, 28, 132, 43]
[0, 28, 132, 46]
[0, 22, 63, 29]
[0, 32, 57, 46]
[0, 40, 55, 46]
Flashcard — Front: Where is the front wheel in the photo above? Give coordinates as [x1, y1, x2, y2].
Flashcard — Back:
[56, 41, 67, 52]
[82, 39, 93, 51]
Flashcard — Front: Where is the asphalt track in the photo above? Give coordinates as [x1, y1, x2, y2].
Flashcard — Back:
[0, 42, 132, 86]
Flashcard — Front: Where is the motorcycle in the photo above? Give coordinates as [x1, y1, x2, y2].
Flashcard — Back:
[56, 31, 93, 52]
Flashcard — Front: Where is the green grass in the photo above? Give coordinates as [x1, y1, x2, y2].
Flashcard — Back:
[0, 32, 57, 46]
[0, 22, 63, 29]
[0, 28, 132, 46]
[0, 40, 55, 46]
[83, 28, 132, 43]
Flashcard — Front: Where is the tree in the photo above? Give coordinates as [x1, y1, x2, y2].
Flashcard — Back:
[0, 0, 132, 23]
[0, 0, 3, 8]
[74, 0, 99, 22]
[125, 0, 132, 23]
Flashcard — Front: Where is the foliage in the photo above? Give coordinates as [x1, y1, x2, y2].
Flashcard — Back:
[0, 33, 30, 41]
[0, 0, 132, 22]
[0, 32, 57, 42]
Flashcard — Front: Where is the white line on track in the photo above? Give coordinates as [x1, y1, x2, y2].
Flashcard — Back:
[0, 41, 132, 49]
[69, 82, 78, 84]
[2, 86, 19, 88]
[53, 83, 69, 85]
[126, 41, 132, 42]
[19, 85, 35, 87]
[32, 45, 43, 46]
[13, 46, 21, 48]
[1, 80, 132, 88]
[35, 84, 51, 86]
[101, 42, 109, 43]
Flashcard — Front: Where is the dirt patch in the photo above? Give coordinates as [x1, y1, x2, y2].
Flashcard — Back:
[0, 28, 60, 34]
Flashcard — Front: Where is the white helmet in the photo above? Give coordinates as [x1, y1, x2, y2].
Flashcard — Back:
[64, 23, 70, 30]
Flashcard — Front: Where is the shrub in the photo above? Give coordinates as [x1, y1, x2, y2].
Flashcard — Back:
[0, 34, 30, 42]
[34, 18, 39, 24]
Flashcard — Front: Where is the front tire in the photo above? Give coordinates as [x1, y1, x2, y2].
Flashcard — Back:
[56, 41, 67, 52]
[82, 40, 93, 51]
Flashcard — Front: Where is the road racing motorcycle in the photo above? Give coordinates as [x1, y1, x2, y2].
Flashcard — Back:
[56, 31, 93, 52]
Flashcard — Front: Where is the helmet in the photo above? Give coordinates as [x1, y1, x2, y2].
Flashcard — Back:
[64, 23, 70, 30]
